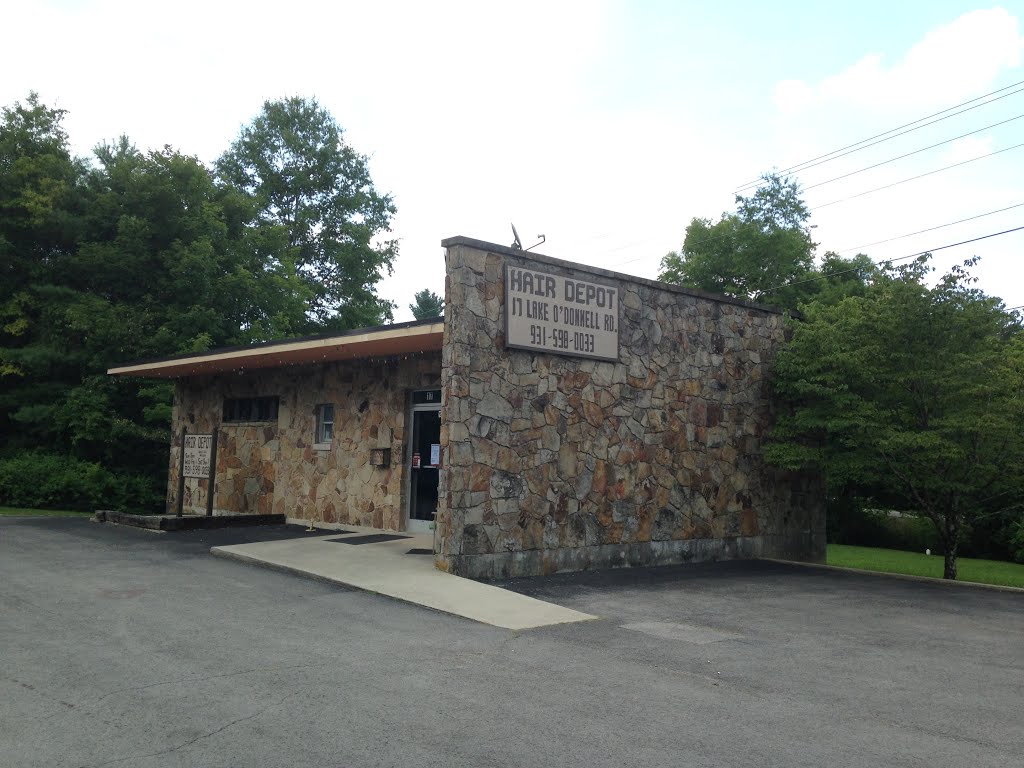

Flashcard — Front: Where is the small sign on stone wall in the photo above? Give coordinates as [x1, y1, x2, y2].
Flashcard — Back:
[504, 265, 619, 361]
[182, 433, 214, 478]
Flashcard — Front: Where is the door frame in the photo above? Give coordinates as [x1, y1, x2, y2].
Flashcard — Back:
[404, 389, 442, 533]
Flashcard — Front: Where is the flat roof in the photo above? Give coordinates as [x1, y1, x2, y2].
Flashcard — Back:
[108, 318, 444, 379]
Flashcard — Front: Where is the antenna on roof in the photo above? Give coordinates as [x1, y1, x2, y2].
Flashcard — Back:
[511, 223, 546, 252]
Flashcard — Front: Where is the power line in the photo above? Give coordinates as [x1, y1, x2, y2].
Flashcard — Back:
[610, 225, 1019, 288]
[612, 251, 663, 268]
[736, 79, 1024, 191]
[802, 113, 1024, 191]
[734, 78, 1024, 192]
[591, 236, 680, 269]
[809, 141, 1024, 211]
[761, 225, 1024, 295]
[837, 203, 1024, 253]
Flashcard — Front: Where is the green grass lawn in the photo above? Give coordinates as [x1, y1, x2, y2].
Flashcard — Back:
[828, 544, 1024, 588]
[0, 506, 92, 518]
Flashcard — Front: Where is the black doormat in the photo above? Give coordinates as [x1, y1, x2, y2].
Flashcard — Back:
[312, 528, 355, 535]
[405, 548, 433, 555]
[328, 533, 410, 545]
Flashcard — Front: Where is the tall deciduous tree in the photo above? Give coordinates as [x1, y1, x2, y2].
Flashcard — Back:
[1, 94, 84, 356]
[216, 97, 398, 330]
[409, 289, 444, 320]
[659, 173, 816, 307]
[1, 93, 406, 510]
[766, 255, 1024, 579]
[0, 94, 86, 448]
[1, 134, 266, 505]
[0, 93, 326, 509]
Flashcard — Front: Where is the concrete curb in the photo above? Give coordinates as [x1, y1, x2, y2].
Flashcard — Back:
[95, 510, 286, 531]
[761, 558, 1024, 594]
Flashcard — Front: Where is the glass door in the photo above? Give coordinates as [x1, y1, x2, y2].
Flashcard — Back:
[407, 391, 441, 533]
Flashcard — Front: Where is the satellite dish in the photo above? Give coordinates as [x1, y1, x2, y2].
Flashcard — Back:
[511, 223, 523, 250]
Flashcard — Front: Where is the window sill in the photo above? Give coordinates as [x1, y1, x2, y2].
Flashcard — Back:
[312, 443, 332, 452]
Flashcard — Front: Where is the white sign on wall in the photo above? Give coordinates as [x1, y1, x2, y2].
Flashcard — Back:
[183, 433, 214, 478]
[504, 265, 619, 362]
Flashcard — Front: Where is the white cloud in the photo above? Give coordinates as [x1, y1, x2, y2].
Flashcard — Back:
[763, 8, 1024, 308]
[774, 79, 814, 113]
[941, 135, 996, 164]
[775, 7, 1023, 113]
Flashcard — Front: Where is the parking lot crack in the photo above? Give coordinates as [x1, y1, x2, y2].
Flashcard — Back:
[79, 689, 300, 768]
[90, 662, 326, 706]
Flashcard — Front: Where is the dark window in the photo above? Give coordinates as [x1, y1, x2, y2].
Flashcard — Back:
[223, 396, 279, 423]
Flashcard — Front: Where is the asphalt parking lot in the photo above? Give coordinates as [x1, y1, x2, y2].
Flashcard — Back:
[2, 516, 1021, 768]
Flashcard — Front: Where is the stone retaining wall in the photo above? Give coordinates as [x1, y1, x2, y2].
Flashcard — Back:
[436, 238, 824, 578]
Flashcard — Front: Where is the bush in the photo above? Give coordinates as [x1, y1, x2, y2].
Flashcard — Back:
[830, 500, 1023, 561]
[960, 508, 1023, 562]
[1010, 517, 1024, 564]
[829, 500, 942, 553]
[0, 452, 161, 512]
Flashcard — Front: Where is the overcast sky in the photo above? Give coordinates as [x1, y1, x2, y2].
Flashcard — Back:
[4, 1, 1022, 320]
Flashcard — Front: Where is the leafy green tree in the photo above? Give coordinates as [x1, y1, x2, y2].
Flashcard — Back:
[1, 137, 247, 505]
[0, 93, 330, 509]
[659, 173, 816, 306]
[808, 251, 879, 305]
[0, 94, 404, 510]
[766, 255, 1024, 579]
[0, 94, 84, 349]
[216, 97, 398, 330]
[409, 289, 444, 320]
[0, 94, 87, 449]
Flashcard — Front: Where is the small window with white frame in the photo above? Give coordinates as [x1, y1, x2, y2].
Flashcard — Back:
[315, 404, 335, 447]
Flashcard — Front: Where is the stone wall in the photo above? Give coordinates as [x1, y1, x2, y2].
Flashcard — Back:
[436, 238, 824, 578]
[168, 354, 441, 528]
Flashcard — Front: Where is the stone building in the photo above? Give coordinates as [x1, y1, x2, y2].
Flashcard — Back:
[109, 237, 824, 577]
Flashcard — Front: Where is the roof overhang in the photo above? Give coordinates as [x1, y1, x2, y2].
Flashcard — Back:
[108, 321, 444, 379]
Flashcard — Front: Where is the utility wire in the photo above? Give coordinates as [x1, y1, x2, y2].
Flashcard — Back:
[802, 113, 1024, 191]
[606, 221, 1024, 278]
[809, 142, 1024, 211]
[606, 205, 1024, 276]
[613, 251, 662, 268]
[734, 78, 1024, 192]
[760, 225, 1024, 295]
[837, 203, 1024, 253]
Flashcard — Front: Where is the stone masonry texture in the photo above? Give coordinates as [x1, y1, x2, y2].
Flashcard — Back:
[167, 355, 441, 529]
[436, 238, 824, 578]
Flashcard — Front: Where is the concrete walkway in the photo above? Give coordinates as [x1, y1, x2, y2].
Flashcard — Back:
[210, 525, 596, 631]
